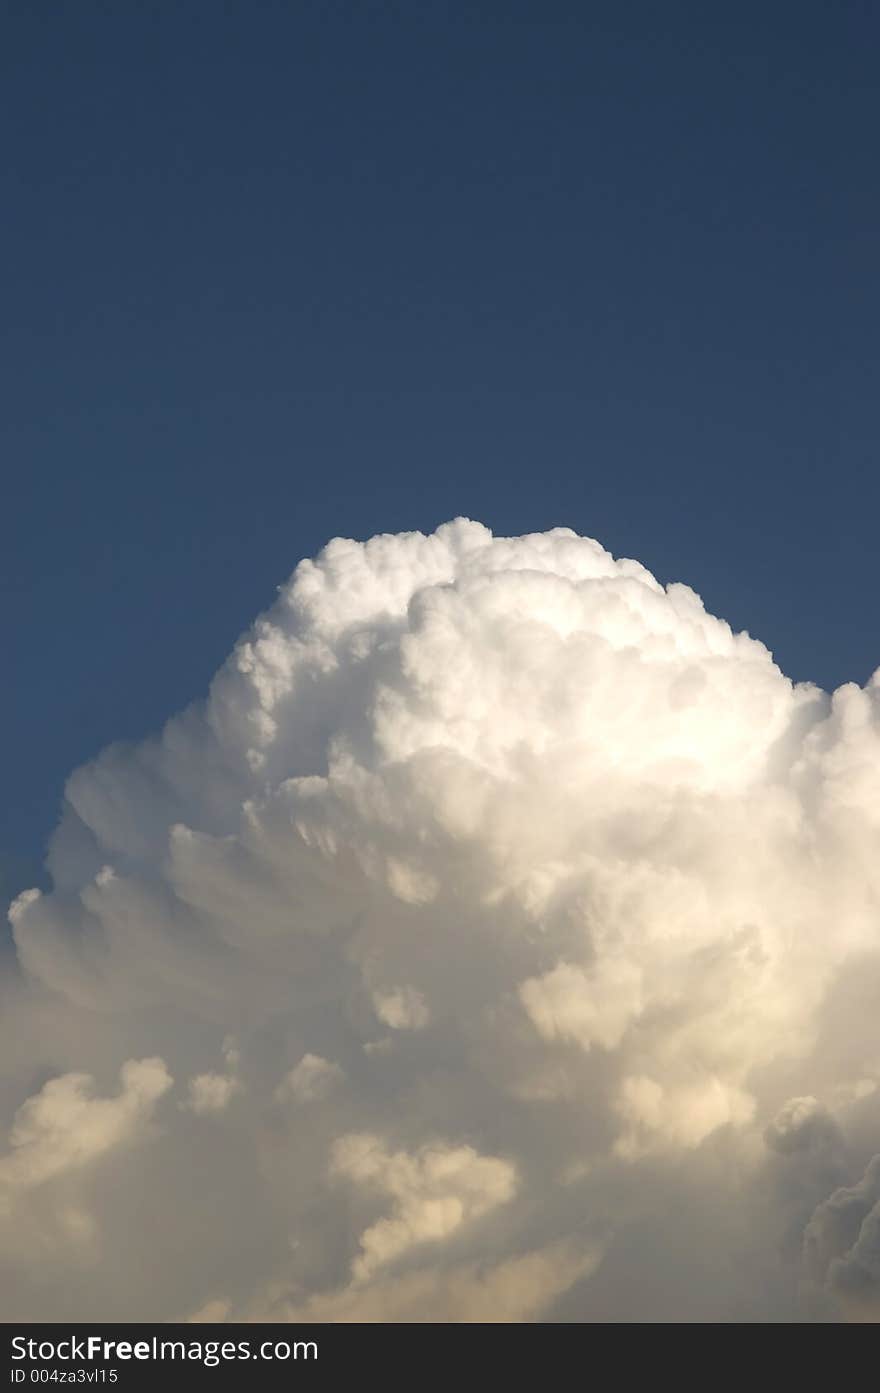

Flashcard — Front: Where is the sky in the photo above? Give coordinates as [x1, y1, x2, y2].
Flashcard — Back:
[3, 1, 879, 900]
[3, 3, 880, 1325]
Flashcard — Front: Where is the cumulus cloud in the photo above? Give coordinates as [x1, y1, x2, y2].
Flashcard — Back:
[234, 1236, 605, 1323]
[183, 1037, 240, 1115]
[185, 1073, 237, 1116]
[0, 1058, 172, 1279]
[330, 1135, 517, 1280]
[4, 518, 880, 1320]
[372, 986, 430, 1031]
[0, 1058, 171, 1200]
[275, 1053, 344, 1104]
[804, 1155, 880, 1320]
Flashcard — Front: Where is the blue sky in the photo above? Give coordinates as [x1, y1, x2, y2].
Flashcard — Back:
[3, 1, 878, 896]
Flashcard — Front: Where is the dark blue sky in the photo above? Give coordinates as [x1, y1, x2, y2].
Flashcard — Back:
[3, 2, 878, 898]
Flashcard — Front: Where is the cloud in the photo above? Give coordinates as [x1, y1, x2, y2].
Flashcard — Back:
[275, 1053, 344, 1104]
[330, 1134, 517, 1280]
[372, 986, 430, 1031]
[232, 1236, 605, 1323]
[185, 1073, 237, 1116]
[0, 1057, 172, 1276]
[804, 1155, 880, 1320]
[183, 1038, 240, 1115]
[0, 1058, 171, 1201]
[520, 959, 641, 1052]
[3, 518, 880, 1320]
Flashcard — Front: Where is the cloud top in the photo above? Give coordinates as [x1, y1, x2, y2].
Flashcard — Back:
[4, 519, 880, 1320]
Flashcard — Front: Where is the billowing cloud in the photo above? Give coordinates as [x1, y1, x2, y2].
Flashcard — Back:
[804, 1155, 880, 1320]
[0, 1057, 171, 1199]
[330, 1134, 517, 1280]
[275, 1053, 344, 1104]
[235, 1236, 605, 1323]
[183, 1037, 240, 1115]
[3, 519, 880, 1320]
[372, 986, 430, 1031]
[0, 1058, 172, 1278]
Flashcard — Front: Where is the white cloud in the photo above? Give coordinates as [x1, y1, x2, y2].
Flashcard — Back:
[372, 986, 430, 1031]
[184, 1037, 240, 1115]
[0, 1059, 172, 1264]
[330, 1134, 517, 1280]
[185, 1073, 238, 1116]
[614, 1073, 755, 1157]
[0, 1058, 171, 1201]
[4, 519, 880, 1319]
[234, 1236, 605, 1323]
[519, 959, 641, 1052]
[275, 1053, 344, 1104]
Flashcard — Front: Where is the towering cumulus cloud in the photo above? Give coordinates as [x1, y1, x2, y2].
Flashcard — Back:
[4, 520, 880, 1321]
